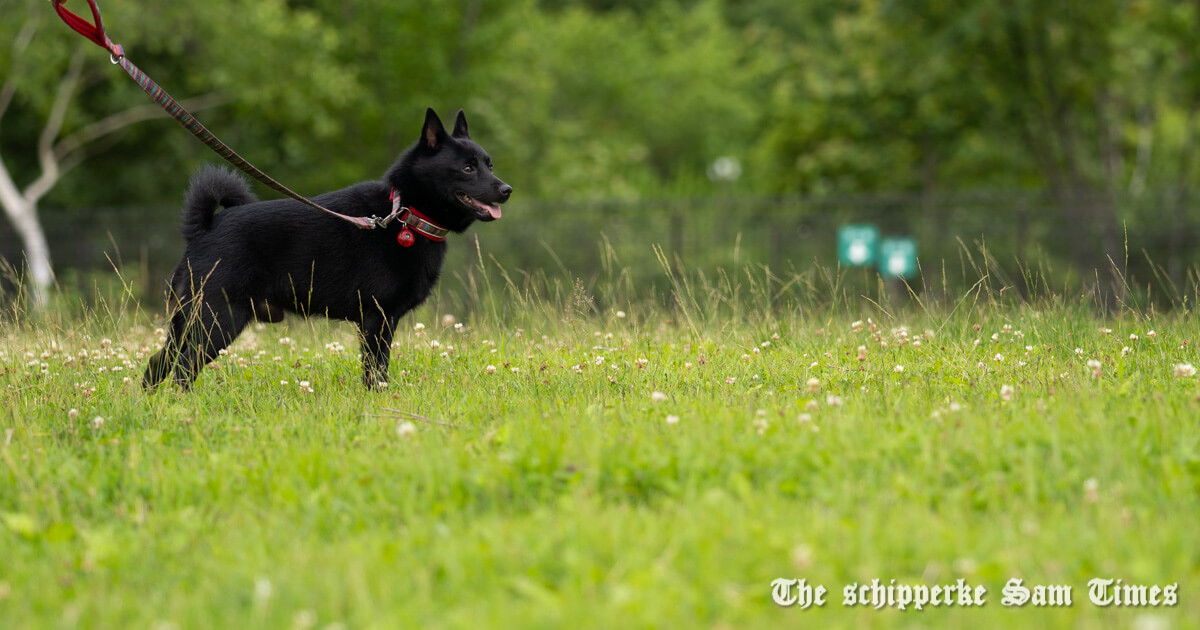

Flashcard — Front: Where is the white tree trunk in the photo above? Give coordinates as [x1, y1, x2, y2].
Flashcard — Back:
[5, 206, 54, 304]
[0, 162, 53, 305]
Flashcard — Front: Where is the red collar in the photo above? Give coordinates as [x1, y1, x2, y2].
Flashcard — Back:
[390, 188, 448, 246]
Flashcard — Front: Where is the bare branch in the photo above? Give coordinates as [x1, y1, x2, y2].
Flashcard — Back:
[24, 48, 86, 205]
[53, 92, 230, 164]
[38, 49, 85, 158]
[0, 14, 41, 123]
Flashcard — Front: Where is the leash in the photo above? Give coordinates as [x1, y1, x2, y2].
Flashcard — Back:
[51, 0, 419, 233]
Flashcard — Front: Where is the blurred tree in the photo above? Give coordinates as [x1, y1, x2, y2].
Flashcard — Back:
[495, 0, 767, 199]
[0, 0, 358, 304]
[744, 0, 1200, 281]
[300, 0, 766, 199]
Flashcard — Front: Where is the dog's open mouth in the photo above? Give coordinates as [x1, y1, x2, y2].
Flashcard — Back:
[457, 192, 502, 221]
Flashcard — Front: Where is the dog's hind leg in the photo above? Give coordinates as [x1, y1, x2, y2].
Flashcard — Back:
[144, 284, 193, 391]
[170, 297, 252, 390]
[143, 323, 182, 391]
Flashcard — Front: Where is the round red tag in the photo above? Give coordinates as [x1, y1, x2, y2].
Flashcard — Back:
[397, 228, 415, 247]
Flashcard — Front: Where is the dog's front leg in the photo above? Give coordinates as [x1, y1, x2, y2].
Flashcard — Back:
[358, 313, 396, 389]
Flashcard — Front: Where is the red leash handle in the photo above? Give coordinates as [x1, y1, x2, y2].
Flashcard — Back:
[52, 0, 124, 58]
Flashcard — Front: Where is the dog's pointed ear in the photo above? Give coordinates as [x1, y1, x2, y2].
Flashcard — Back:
[452, 110, 470, 139]
[421, 108, 448, 150]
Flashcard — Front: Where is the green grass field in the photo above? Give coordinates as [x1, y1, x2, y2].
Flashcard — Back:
[1, 263, 1198, 629]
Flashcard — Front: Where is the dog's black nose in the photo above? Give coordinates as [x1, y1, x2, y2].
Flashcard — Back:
[498, 183, 513, 201]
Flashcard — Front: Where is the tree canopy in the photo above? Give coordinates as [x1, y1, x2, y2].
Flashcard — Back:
[2, 0, 1199, 293]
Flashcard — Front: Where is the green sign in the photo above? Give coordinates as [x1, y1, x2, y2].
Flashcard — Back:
[837, 224, 879, 267]
[879, 237, 918, 279]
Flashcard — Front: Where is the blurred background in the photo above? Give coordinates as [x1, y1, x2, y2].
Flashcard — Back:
[2, 0, 1199, 311]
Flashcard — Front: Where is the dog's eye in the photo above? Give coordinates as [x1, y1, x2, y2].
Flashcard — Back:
[463, 164, 475, 174]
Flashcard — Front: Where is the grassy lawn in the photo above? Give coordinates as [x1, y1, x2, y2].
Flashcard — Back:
[1, 276, 1198, 629]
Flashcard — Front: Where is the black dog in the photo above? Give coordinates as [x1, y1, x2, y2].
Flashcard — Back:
[143, 108, 510, 390]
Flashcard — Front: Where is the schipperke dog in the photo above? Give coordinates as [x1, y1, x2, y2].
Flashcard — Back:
[143, 108, 511, 391]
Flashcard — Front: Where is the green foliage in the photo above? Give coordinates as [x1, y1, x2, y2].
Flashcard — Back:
[3, 0, 1198, 203]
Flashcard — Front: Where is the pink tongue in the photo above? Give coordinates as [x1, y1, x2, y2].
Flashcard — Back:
[467, 195, 502, 219]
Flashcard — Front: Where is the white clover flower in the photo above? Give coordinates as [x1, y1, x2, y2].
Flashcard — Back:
[651, 391, 669, 403]
[254, 576, 273, 602]
[413, 322, 425, 331]
[893, 365, 905, 373]
[397, 420, 417, 437]
[665, 415, 679, 425]
[1173, 363, 1196, 377]
[1000, 384, 1015, 401]
[1146, 330, 1157, 338]
[1131, 614, 1170, 630]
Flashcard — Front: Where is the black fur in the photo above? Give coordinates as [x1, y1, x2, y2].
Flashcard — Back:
[143, 108, 511, 390]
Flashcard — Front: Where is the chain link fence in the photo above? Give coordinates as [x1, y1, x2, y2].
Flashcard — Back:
[3, 190, 1200, 308]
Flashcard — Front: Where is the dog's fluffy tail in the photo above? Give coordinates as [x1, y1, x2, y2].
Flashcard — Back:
[181, 165, 257, 241]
